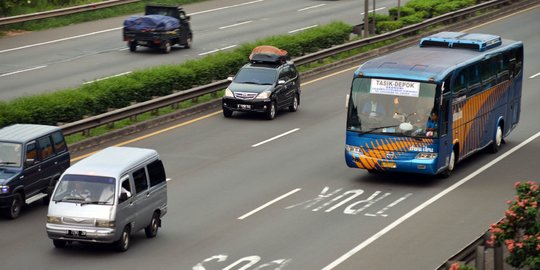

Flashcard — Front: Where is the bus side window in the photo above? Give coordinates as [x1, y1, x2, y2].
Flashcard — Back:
[468, 64, 481, 95]
[498, 54, 510, 81]
[452, 69, 468, 98]
[481, 59, 496, 90]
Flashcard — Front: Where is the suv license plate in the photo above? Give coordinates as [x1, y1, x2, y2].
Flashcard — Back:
[237, 104, 251, 110]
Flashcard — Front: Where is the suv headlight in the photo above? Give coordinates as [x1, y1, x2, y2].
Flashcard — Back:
[224, 88, 234, 97]
[255, 91, 271, 100]
[47, 216, 62, 224]
[0, 185, 9, 194]
[96, 219, 116, 228]
[415, 153, 438, 159]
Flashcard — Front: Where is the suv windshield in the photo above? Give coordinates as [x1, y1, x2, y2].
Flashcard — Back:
[0, 142, 22, 167]
[234, 67, 277, 85]
[52, 174, 116, 205]
[347, 77, 438, 137]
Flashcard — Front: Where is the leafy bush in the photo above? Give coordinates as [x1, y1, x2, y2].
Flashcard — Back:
[388, 6, 416, 19]
[376, 21, 404, 33]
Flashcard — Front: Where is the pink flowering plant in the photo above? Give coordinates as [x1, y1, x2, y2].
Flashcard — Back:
[487, 181, 540, 269]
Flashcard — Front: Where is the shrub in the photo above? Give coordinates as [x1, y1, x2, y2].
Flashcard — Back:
[488, 181, 540, 270]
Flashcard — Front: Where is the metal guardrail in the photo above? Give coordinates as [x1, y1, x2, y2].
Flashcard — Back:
[58, 0, 536, 138]
[0, 0, 139, 27]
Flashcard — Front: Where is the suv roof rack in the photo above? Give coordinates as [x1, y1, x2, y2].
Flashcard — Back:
[419, 31, 502, 52]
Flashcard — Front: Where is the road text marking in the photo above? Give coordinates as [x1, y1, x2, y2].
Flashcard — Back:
[238, 188, 301, 220]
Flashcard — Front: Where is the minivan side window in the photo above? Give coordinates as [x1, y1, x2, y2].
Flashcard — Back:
[26, 142, 38, 162]
[148, 160, 166, 187]
[38, 136, 55, 160]
[132, 168, 148, 194]
[121, 176, 132, 194]
[51, 131, 67, 153]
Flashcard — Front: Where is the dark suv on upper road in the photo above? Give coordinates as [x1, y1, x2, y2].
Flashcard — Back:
[222, 59, 301, 120]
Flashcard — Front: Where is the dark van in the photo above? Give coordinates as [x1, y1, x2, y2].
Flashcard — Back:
[0, 124, 70, 219]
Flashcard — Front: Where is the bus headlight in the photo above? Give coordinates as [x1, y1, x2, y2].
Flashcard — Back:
[96, 219, 115, 228]
[416, 153, 438, 159]
[224, 88, 234, 97]
[47, 216, 62, 224]
[346, 145, 364, 155]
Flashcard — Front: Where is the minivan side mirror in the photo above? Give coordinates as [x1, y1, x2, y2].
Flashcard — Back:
[119, 192, 130, 203]
[25, 158, 35, 167]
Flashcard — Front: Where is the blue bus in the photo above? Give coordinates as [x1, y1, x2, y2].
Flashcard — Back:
[345, 32, 523, 177]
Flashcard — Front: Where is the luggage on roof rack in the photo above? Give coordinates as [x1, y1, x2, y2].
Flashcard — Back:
[249, 45, 289, 64]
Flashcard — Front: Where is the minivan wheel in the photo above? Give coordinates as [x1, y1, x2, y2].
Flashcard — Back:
[115, 226, 131, 252]
[4, 193, 23, 219]
[266, 102, 276, 120]
[184, 36, 192, 49]
[223, 108, 233, 118]
[289, 94, 299, 112]
[145, 212, 160, 238]
[53, 240, 67, 248]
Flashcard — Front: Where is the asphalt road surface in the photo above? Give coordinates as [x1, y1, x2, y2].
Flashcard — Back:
[0, 0, 399, 100]
[0, 3, 539, 270]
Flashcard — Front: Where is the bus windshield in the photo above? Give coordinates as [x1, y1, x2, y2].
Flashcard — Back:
[347, 77, 437, 137]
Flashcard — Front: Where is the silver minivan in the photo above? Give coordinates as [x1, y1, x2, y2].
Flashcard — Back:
[46, 146, 167, 251]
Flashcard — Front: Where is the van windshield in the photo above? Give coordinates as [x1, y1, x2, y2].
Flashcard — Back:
[0, 142, 22, 167]
[52, 174, 116, 205]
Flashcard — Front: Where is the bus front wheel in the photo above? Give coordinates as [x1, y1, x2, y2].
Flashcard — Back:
[488, 124, 503, 153]
[440, 149, 456, 178]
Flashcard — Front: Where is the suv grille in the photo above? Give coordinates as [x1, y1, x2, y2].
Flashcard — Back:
[234, 92, 257, 100]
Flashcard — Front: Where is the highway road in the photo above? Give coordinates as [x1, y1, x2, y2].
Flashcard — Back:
[0, 3, 539, 270]
[0, 0, 397, 100]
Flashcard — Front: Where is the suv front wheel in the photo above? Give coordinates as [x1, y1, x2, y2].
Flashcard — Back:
[266, 101, 276, 120]
[289, 94, 299, 112]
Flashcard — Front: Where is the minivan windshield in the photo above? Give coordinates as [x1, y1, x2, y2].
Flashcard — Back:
[52, 174, 116, 205]
[0, 142, 22, 167]
[234, 67, 277, 85]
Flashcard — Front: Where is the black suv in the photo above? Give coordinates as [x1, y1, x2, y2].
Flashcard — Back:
[0, 124, 70, 219]
[222, 59, 301, 120]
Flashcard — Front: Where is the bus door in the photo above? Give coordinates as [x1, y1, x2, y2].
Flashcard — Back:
[437, 81, 452, 171]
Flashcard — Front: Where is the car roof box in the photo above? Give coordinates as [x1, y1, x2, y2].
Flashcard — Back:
[249, 45, 289, 64]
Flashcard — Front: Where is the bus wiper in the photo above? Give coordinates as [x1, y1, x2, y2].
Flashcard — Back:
[0, 161, 16, 165]
[359, 125, 400, 135]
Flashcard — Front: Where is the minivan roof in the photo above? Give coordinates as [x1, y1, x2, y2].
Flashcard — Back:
[64, 147, 159, 179]
[0, 124, 62, 143]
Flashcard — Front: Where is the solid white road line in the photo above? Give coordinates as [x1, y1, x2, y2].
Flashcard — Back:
[288, 25, 318, 34]
[198, 45, 238, 56]
[0, 65, 47, 77]
[238, 188, 302, 220]
[298, 4, 326, 12]
[189, 0, 264, 15]
[530, 72, 540, 79]
[219, 20, 253, 30]
[251, 128, 300, 147]
[83, 71, 132, 84]
[322, 131, 540, 270]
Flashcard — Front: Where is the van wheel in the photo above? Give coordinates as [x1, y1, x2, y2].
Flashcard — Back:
[53, 240, 67, 248]
[289, 94, 299, 112]
[4, 193, 23, 219]
[145, 212, 160, 238]
[163, 41, 171, 54]
[129, 41, 137, 52]
[184, 36, 192, 49]
[266, 101, 276, 120]
[488, 124, 503, 153]
[440, 149, 456, 178]
[115, 226, 131, 252]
